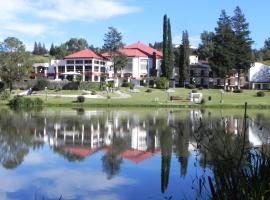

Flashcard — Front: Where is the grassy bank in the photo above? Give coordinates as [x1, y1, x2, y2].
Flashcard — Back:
[14, 87, 269, 109]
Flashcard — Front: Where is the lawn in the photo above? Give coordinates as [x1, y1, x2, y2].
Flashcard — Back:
[20, 87, 270, 108]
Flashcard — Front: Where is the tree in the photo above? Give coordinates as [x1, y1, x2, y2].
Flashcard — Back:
[209, 10, 235, 89]
[178, 31, 190, 87]
[102, 27, 124, 53]
[66, 38, 89, 53]
[49, 43, 56, 56]
[0, 37, 31, 92]
[103, 27, 127, 86]
[112, 53, 128, 75]
[33, 41, 38, 55]
[198, 31, 215, 60]
[231, 6, 254, 89]
[42, 43, 47, 55]
[167, 19, 174, 82]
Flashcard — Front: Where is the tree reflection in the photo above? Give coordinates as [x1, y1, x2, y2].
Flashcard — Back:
[0, 109, 33, 169]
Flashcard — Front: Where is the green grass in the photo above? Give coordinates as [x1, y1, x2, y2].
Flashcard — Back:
[3, 87, 270, 108]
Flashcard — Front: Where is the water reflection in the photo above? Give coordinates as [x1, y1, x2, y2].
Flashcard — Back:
[0, 108, 269, 199]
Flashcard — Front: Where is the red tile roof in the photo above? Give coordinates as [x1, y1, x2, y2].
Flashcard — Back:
[64, 147, 98, 157]
[64, 49, 104, 60]
[121, 150, 156, 164]
[125, 42, 163, 58]
[101, 42, 163, 59]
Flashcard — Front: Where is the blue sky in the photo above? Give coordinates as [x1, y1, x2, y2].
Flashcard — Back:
[0, 0, 269, 51]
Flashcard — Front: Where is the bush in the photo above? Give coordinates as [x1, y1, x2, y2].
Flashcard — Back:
[192, 89, 198, 93]
[155, 77, 169, 89]
[186, 84, 196, 89]
[0, 90, 10, 100]
[0, 81, 5, 92]
[208, 96, 212, 101]
[233, 89, 243, 93]
[122, 81, 131, 87]
[200, 98, 206, 104]
[129, 84, 135, 90]
[9, 96, 44, 108]
[257, 91, 265, 97]
[91, 90, 97, 95]
[77, 96, 85, 103]
[145, 88, 152, 93]
[63, 82, 79, 90]
[198, 86, 203, 90]
[33, 78, 49, 91]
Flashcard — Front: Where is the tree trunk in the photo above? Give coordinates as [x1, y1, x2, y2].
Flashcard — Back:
[9, 82, 12, 93]
[237, 70, 241, 90]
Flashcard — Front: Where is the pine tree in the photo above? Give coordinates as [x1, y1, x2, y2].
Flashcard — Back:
[178, 31, 190, 87]
[49, 43, 56, 56]
[37, 42, 42, 55]
[209, 10, 235, 89]
[33, 42, 38, 55]
[232, 6, 254, 89]
[42, 43, 47, 55]
[198, 31, 215, 60]
[102, 27, 124, 53]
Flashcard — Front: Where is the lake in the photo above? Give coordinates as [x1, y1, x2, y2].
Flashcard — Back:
[0, 108, 269, 200]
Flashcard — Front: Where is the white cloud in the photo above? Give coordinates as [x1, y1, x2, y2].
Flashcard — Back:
[37, 0, 141, 22]
[173, 34, 201, 48]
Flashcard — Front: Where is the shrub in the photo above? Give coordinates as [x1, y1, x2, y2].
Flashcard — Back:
[33, 78, 49, 91]
[80, 82, 102, 91]
[129, 84, 135, 90]
[198, 86, 203, 90]
[9, 96, 44, 108]
[63, 82, 79, 90]
[122, 81, 131, 87]
[0, 81, 5, 92]
[208, 96, 212, 101]
[0, 90, 10, 100]
[233, 89, 243, 93]
[155, 77, 169, 89]
[145, 88, 152, 93]
[91, 90, 97, 95]
[200, 98, 206, 104]
[192, 89, 198, 93]
[257, 91, 265, 97]
[186, 84, 196, 89]
[77, 96, 85, 103]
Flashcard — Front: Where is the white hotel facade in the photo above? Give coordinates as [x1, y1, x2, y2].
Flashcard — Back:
[33, 42, 163, 84]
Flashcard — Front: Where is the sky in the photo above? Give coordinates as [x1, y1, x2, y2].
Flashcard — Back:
[0, 0, 269, 51]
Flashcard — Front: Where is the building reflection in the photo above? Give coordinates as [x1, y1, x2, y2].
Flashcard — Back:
[1, 108, 270, 194]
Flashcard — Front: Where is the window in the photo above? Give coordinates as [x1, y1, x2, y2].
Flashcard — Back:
[100, 67, 106, 73]
[140, 59, 148, 71]
[94, 66, 99, 72]
[67, 66, 74, 72]
[76, 66, 83, 72]
[58, 66, 65, 72]
[126, 58, 133, 71]
[100, 61, 105, 65]
[94, 60, 99, 64]
[85, 60, 92, 64]
[67, 60, 74, 64]
[94, 76, 99, 81]
[75, 60, 83, 64]
[85, 65, 92, 72]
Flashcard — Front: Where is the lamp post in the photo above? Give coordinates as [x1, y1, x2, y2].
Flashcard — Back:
[220, 90, 224, 104]
[45, 87, 48, 101]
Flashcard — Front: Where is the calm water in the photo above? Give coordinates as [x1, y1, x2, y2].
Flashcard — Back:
[0, 108, 269, 200]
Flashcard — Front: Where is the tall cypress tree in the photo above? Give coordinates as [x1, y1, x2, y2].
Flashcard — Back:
[49, 43, 56, 56]
[167, 19, 174, 81]
[162, 15, 169, 78]
[209, 10, 235, 89]
[232, 6, 253, 89]
[161, 15, 174, 80]
[178, 31, 190, 87]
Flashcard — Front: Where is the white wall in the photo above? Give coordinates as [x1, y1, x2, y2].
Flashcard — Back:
[249, 62, 270, 83]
